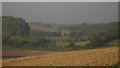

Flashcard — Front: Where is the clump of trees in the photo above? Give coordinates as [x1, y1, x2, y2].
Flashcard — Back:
[3, 16, 30, 47]
[2, 16, 51, 48]
[67, 22, 118, 48]
[2, 16, 30, 37]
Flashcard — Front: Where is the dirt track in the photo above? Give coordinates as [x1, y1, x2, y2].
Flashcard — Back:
[2, 47, 119, 66]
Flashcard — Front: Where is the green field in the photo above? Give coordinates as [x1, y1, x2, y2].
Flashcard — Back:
[39, 36, 90, 47]
[107, 39, 119, 46]
[3, 35, 119, 51]
[39, 36, 73, 40]
[75, 41, 90, 46]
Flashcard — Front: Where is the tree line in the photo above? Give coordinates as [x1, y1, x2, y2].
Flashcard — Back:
[2, 16, 119, 50]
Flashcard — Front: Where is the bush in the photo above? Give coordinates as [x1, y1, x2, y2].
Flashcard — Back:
[30, 37, 50, 47]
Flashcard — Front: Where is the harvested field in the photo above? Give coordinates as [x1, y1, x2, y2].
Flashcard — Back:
[2, 50, 62, 59]
[29, 24, 70, 34]
[3, 47, 119, 66]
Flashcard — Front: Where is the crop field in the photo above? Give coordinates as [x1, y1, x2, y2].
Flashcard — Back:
[75, 41, 90, 46]
[2, 50, 62, 60]
[55, 42, 69, 47]
[3, 47, 119, 66]
[29, 24, 70, 34]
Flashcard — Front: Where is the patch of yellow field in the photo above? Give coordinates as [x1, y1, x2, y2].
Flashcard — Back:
[3, 47, 119, 66]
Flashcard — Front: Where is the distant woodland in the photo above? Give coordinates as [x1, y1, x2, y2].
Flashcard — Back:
[2, 16, 119, 51]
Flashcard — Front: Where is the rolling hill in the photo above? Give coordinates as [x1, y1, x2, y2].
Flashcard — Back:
[29, 24, 70, 35]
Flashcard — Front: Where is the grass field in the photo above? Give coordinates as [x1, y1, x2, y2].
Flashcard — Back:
[39, 36, 90, 47]
[3, 39, 119, 51]
[75, 41, 90, 46]
[107, 39, 119, 46]
[55, 42, 69, 47]
[39, 36, 73, 40]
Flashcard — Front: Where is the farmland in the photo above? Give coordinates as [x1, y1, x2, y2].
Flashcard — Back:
[29, 24, 70, 34]
[2, 16, 119, 66]
[3, 47, 119, 66]
[106, 39, 119, 46]
[2, 50, 62, 60]
[2, 2, 120, 67]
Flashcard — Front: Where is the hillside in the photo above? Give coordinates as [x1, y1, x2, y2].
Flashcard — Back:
[3, 47, 119, 66]
[29, 24, 70, 35]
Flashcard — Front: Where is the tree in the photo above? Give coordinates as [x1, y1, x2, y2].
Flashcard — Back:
[2, 16, 30, 47]
[68, 31, 76, 37]
[2, 16, 30, 37]
[57, 29, 61, 36]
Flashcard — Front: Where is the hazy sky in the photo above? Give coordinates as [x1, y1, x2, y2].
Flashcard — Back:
[3, 2, 118, 24]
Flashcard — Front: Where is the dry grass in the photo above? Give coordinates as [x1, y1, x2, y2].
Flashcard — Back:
[3, 47, 119, 66]
[29, 24, 70, 34]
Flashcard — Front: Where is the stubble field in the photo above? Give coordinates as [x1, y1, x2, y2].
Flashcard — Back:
[2, 47, 119, 66]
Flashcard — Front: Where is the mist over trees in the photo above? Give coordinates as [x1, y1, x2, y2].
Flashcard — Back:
[2, 16, 119, 50]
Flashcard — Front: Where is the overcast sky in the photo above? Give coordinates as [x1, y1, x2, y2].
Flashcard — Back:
[2, 2, 118, 24]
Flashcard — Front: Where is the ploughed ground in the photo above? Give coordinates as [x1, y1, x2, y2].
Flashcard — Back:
[2, 47, 119, 66]
[2, 50, 61, 59]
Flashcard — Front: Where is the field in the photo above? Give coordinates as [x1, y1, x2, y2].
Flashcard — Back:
[2, 6, 119, 67]
[39, 36, 73, 40]
[29, 24, 70, 34]
[2, 50, 62, 60]
[3, 47, 119, 66]
[107, 39, 119, 46]
[75, 41, 90, 46]
[39, 36, 90, 47]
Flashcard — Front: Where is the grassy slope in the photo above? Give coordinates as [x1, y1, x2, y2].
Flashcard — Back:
[29, 24, 70, 34]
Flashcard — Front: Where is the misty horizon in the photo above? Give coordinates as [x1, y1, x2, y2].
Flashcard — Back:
[3, 2, 118, 24]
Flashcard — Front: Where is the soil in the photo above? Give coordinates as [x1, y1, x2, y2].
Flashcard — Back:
[2, 50, 61, 59]
[2, 47, 119, 66]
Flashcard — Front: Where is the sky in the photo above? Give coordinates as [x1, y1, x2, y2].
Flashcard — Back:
[2, 2, 118, 24]
[2, 0, 119, 2]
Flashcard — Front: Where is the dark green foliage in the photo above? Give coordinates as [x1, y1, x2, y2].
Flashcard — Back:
[2, 16, 51, 48]
[2, 16, 30, 47]
[61, 22, 118, 38]
[67, 22, 118, 48]
[87, 36, 105, 48]
[30, 37, 50, 47]
[108, 62, 120, 68]
[2, 16, 30, 37]
[87, 34, 118, 48]
[68, 42, 75, 47]
[68, 31, 76, 37]
[2, 16, 119, 50]
[31, 31, 61, 37]
[52, 31, 61, 36]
